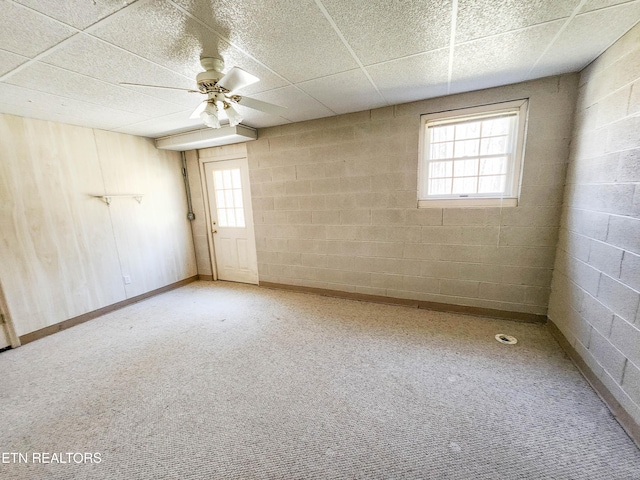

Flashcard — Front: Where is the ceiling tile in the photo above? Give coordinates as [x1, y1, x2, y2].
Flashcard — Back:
[0, 82, 149, 129]
[203, 41, 288, 96]
[297, 69, 387, 114]
[41, 34, 199, 108]
[532, 1, 640, 77]
[242, 86, 335, 123]
[0, 0, 638, 138]
[170, 0, 358, 83]
[90, 0, 220, 78]
[580, 0, 638, 13]
[90, 0, 287, 94]
[456, 0, 575, 43]
[0, 50, 29, 76]
[114, 109, 205, 137]
[320, 0, 452, 65]
[0, 102, 118, 131]
[0, 0, 76, 57]
[13, 0, 131, 30]
[451, 21, 563, 93]
[232, 104, 289, 129]
[5, 62, 185, 118]
[366, 49, 450, 105]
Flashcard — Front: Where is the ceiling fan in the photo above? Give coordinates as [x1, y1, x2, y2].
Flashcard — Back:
[121, 57, 286, 128]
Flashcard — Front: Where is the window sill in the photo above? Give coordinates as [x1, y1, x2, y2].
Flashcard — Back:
[418, 197, 518, 208]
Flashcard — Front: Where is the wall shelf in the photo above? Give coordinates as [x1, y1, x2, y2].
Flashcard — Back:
[94, 194, 144, 206]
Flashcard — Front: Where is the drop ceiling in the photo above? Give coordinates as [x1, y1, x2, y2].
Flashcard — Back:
[0, 0, 639, 138]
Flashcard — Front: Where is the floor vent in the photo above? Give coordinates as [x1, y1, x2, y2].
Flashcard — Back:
[495, 334, 518, 345]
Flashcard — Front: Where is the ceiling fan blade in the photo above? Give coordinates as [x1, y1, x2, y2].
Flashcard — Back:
[120, 82, 200, 94]
[234, 96, 287, 116]
[217, 67, 260, 93]
[189, 101, 207, 119]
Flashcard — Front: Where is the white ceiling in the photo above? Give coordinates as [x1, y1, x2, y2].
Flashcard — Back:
[0, 0, 639, 138]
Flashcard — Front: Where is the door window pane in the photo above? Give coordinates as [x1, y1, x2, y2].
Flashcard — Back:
[212, 168, 246, 228]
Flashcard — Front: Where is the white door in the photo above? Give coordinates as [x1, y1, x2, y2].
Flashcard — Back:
[204, 158, 259, 284]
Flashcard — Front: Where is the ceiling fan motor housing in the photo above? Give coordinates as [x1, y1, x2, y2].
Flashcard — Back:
[197, 57, 226, 92]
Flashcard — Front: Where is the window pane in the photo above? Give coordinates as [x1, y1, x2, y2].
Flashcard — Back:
[480, 157, 507, 175]
[455, 121, 481, 140]
[454, 139, 479, 158]
[231, 169, 242, 188]
[222, 170, 232, 188]
[227, 208, 237, 227]
[431, 125, 454, 142]
[431, 141, 453, 159]
[478, 175, 506, 193]
[429, 161, 453, 178]
[429, 178, 450, 195]
[216, 190, 226, 208]
[213, 168, 247, 228]
[214, 171, 224, 189]
[233, 189, 243, 208]
[482, 117, 511, 136]
[236, 208, 246, 227]
[452, 177, 477, 194]
[218, 209, 228, 227]
[225, 190, 235, 209]
[454, 159, 478, 177]
[480, 136, 508, 155]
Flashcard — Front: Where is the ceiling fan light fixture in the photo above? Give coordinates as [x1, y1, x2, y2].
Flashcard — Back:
[224, 102, 243, 127]
[123, 56, 286, 128]
[200, 101, 220, 129]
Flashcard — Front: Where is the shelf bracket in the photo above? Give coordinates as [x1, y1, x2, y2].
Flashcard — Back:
[94, 194, 144, 206]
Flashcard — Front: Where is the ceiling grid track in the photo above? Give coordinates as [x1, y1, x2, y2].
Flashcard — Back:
[166, 0, 293, 87]
[10, 61, 185, 116]
[446, 0, 459, 95]
[0, 0, 148, 83]
[528, 0, 588, 75]
[0, 0, 202, 129]
[313, 0, 389, 106]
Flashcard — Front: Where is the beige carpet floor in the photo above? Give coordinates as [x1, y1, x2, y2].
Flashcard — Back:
[1, 281, 639, 479]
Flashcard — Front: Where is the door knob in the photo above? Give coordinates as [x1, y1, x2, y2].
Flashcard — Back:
[212, 229, 217, 234]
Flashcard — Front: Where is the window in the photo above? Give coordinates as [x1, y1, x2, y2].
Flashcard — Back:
[213, 168, 246, 227]
[418, 99, 528, 207]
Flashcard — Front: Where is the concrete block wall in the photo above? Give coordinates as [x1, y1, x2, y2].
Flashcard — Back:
[548, 23, 640, 424]
[246, 74, 578, 315]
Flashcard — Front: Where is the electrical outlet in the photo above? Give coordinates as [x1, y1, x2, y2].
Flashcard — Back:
[123, 275, 131, 285]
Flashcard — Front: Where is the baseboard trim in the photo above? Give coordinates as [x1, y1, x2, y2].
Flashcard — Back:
[19, 275, 199, 346]
[259, 282, 546, 324]
[198, 274, 214, 281]
[547, 319, 640, 448]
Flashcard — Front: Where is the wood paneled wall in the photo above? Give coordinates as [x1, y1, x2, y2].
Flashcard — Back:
[0, 114, 197, 337]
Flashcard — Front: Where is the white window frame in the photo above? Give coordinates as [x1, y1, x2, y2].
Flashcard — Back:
[418, 99, 529, 208]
